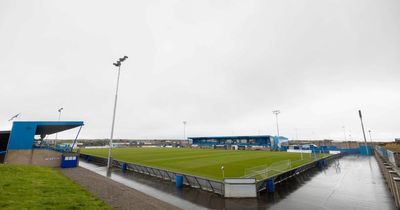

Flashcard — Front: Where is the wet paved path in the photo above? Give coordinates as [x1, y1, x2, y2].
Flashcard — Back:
[61, 166, 180, 210]
[80, 155, 395, 210]
[263, 155, 396, 210]
[79, 161, 206, 210]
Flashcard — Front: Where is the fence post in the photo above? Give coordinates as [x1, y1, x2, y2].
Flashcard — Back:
[384, 166, 393, 194]
[266, 179, 275, 193]
[122, 163, 127, 173]
[316, 160, 322, 170]
[393, 177, 400, 208]
[389, 171, 400, 208]
[85, 155, 91, 161]
[176, 175, 183, 188]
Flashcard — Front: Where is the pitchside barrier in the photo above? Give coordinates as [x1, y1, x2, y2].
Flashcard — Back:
[256, 153, 342, 193]
[242, 153, 327, 181]
[224, 178, 257, 198]
[80, 153, 225, 195]
[243, 159, 293, 180]
[375, 147, 400, 208]
[376, 145, 400, 167]
[79, 153, 341, 198]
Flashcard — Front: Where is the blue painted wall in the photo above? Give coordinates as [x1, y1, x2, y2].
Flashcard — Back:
[359, 144, 373, 156]
[7, 122, 37, 150]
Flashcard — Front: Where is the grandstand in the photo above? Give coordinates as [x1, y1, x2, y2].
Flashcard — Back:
[189, 135, 288, 150]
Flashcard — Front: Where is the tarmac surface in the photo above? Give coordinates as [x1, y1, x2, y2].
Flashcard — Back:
[61, 166, 181, 210]
[78, 155, 396, 210]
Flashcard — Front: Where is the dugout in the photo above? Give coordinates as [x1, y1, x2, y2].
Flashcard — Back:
[1, 121, 83, 167]
[0, 131, 11, 163]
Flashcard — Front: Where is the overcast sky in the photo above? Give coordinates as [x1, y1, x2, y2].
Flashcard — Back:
[0, 0, 399, 141]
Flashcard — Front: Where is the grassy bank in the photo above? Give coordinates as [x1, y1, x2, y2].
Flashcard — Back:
[0, 164, 111, 210]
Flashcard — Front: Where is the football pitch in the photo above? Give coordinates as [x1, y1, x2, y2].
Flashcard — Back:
[81, 148, 324, 180]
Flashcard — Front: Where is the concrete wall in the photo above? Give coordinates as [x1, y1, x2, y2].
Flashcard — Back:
[5, 149, 62, 167]
[224, 178, 257, 198]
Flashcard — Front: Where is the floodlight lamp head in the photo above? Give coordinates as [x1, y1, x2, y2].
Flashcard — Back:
[273, 110, 280, 115]
[113, 62, 121, 67]
[119, 56, 128, 62]
[58, 108, 63, 112]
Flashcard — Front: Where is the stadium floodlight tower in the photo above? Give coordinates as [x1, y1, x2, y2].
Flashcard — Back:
[107, 55, 128, 177]
[182, 121, 187, 140]
[272, 110, 281, 136]
[55, 107, 63, 141]
[368, 130, 373, 143]
[58, 107, 64, 121]
[342, 126, 347, 141]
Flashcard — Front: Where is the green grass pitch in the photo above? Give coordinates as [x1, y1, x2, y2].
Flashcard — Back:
[81, 148, 324, 180]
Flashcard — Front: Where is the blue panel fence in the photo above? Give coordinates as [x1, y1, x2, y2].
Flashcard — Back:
[307, 145, 372, 156]
[359, 145, 373, 155]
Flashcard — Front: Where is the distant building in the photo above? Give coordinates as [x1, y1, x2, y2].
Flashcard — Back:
[189, 135, 288, 150]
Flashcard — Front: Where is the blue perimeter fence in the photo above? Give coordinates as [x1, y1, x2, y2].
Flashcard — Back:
[295, 145, 372, 155]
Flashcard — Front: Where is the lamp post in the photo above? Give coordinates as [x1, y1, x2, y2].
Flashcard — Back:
[368, 130, 373, 143]
[342, 126, 347, 141]
[107, 55, 128, 177]
[272, 110, 280, 136]
[57, 108, 63, 121]
[55, 108, 63, 141]
[300, 143, 303, 160]
[182, 121, 187, 140]
[358, 110, 369, 155]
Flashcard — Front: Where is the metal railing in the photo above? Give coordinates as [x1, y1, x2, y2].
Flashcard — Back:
[376, 145, 400, 167]
[375, 147, 400, 208]
[255, 153, 342, 192]
[243, 154, 333, 181]
[80, 153, 341, 197]
[243, 159, 292, 180]
[80, 154, 224, 195]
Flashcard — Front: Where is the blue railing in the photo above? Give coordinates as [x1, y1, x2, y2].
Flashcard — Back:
[376, 145, 388, 158]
